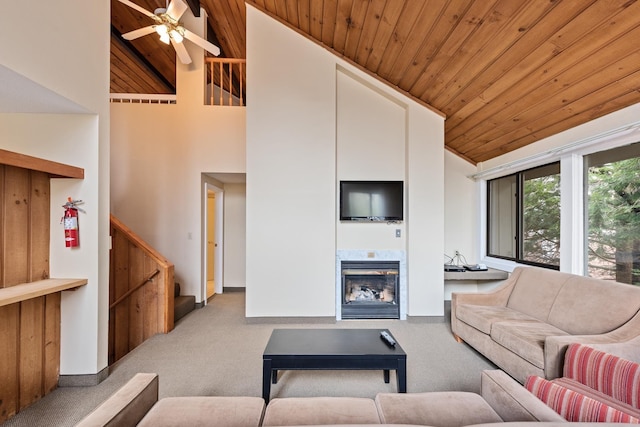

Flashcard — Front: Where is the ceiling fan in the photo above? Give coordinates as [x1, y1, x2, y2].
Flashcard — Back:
[117, 0, 220, 64]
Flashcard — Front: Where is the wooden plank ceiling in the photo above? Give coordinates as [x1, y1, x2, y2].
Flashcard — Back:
[111, 0, 640, 164]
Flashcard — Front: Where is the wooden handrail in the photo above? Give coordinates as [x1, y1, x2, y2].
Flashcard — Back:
[109, 269, 159, 310]
[110, 215, 173, 269]
[110, 214, 175, 337]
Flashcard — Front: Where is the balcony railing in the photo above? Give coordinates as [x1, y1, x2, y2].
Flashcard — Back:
[109, 57, 246, 107]
[206, 57, 246, 107]
[110, 93, 177, 104]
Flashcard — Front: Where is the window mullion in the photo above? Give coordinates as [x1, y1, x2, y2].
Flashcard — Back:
[560, 154, 584, 274]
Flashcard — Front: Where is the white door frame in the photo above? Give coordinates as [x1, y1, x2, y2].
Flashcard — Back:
[203, 182, 224, 303]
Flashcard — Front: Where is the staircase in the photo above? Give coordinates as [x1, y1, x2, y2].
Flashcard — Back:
[173, 282, 195, 322]
[109, 215, 176, 365]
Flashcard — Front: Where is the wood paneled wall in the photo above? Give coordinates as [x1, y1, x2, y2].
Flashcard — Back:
[0, 165, 58, 423]
[109, 215, 174, 365]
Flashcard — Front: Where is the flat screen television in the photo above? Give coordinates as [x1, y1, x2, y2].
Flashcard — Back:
[340, 181, 404, 221]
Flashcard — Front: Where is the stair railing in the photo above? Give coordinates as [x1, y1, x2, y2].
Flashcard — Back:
[109, 214, 175, 365]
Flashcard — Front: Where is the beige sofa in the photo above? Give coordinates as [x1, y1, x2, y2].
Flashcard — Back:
[451, 266, 640, 383]
[76, 370, 567, 427]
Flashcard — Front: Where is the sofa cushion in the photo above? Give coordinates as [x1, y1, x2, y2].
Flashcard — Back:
[553, 377, 640, 419]
[525, 376, 640, 423]
[547, 276, 640, 335]
[563, 343, 640, 410]
[375, 392, 503, 427]
[505, 268, 574, 321]
[456, 305, 539, 335]
[138, 396, 265, 427]
[261, 397, 381, 426]
[491, 321, 568, 369]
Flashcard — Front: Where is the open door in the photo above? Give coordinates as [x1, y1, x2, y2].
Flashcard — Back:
[203, 181, 224, 303]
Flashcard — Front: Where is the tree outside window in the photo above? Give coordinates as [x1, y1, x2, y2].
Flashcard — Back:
[585, 143, 640, 285]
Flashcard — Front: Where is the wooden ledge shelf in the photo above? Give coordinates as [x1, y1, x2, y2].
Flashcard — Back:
[444, 268, 508, 281]
[0, 278, 88, 307]
[0, 148, 84, 178]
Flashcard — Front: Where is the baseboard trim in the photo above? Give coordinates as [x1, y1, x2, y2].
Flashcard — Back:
[406, 315, 445, 323]
[59, 365, 109, 387]
[246, 316, 336, 324]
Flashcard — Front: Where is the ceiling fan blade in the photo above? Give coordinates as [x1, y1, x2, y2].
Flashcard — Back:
[117, 0, 156, 19]
[166, 0, 188, 20]
[172, 39, 192, 64]
[122, 25, 157, 41]
[183, 29, 221, 56]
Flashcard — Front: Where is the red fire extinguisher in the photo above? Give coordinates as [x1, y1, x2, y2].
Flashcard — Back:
[62, 198, 84, 248]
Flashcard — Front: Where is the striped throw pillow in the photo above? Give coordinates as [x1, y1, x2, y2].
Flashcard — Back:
[563, 343, 640, 409]
[526, 376, 640, 423]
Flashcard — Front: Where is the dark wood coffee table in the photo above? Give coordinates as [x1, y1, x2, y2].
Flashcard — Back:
[262, 328, 406, 402]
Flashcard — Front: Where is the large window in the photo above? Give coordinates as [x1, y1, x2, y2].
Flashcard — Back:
[585, 142, 640, 285]
[487, 163, 560, 268]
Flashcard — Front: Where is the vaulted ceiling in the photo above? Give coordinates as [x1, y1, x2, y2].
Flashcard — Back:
[111, 0, 640, 164]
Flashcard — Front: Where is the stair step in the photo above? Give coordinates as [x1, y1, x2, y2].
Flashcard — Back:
[174, 295, 195, 322]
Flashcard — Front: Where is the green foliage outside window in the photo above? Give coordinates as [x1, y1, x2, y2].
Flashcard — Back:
[523, 174, 561, 266]
[587, 155, 640, 285]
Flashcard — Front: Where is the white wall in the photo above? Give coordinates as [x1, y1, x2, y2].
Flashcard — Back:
[444, 151, 478, 262]
[245, 5, 338, 317]
[110, 105, 245, 300]
[336, 69, 406, 250]
[0, 1, 110, 375]
[223, 183, 246, 288]
[246, 5, 445, 317]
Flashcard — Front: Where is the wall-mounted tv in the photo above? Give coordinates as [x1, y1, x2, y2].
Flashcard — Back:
[340, 181, 404, 221]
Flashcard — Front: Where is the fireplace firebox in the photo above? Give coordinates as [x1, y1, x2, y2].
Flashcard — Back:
[341, 260, 400, 319]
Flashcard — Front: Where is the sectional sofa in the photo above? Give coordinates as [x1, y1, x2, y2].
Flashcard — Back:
[451, 266, 640, 383]
[76, 370, 566, 426]
[76, 364, 638, 426]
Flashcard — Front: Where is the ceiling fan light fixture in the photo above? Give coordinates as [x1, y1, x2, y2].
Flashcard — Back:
[155, 23, 168, 35]
[170, 28, 184, 43]
[159, 32, 170, 45]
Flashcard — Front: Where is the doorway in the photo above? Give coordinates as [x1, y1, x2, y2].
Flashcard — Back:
[207, 191, 216, 299]
[203, 182, 224, 304]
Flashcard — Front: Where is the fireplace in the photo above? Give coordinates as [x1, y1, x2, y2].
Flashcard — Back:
[341, 260, 400, 319]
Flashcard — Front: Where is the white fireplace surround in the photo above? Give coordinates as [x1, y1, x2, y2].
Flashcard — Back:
[336, 250, 407, 320]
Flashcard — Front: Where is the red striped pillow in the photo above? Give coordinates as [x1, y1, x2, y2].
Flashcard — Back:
[526, 376, 640, 423]
[563, 343, 640, 409]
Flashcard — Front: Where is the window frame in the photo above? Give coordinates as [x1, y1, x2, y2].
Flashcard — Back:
[486, 162, 561, 270]
[476, 124, 640, 276]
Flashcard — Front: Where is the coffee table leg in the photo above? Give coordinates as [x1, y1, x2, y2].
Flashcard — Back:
[262, 358, 272, 402]
[397, 358, 407, 393]
[272, 369, 278, 384]
[383, 369, 390, 383]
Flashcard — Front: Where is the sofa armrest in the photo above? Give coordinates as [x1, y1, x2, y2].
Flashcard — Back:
[76, 373, 159, 427]
[480, 370, 566, 422]
[544, 310, 640, 379]
[451, 268, 520, 336]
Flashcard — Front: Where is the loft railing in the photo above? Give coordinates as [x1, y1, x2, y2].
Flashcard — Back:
[110, 93, 177, 104]
[206, 57, 246, 106]
[109, 57, 246, 107]
[109, 214, 175, 365]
